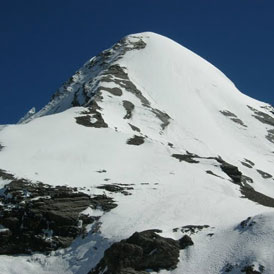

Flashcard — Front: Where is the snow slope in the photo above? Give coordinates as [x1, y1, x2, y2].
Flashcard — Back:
[0, 32, 273, 273]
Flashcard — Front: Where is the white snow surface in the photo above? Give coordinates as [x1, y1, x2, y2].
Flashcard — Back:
[0, 32, 273, 273]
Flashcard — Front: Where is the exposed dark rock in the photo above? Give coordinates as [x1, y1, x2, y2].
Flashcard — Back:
[241, 265, 262, 274]
[178, 235, 194, 249]
[206, 170, 223, 179]
[215, 158, 253, 185]
[241, 161, 253, 168]
[220, 110, 238, 118]
[121, 36, 147, 50]
[75, 115, 93, 127]
[102, 67, 150, 107]
[230, 118, 247, 127]
[238, 217, 256, 229]
[247, 105, 274, 127]
[97, 184, 133, 196]
[75, 103, 108, 128]
[215, 158, 274, 207]
[0, 169, 15, 181]
[99, 87, 123, 96]
[244, 159, 255, 167]
[151, 108, 170, 130]
[220, 110, 247, 127]
[123, 100, 135, 119]
[72, 91, 81, 107]
[89, 229, 182, 274]
[0, 179, 117, 254]
[256, 169, 272, 179]
[89, 194, 118, 211]
[128, 123, 141, 132]
[118, 183, 135, 187]
[103, 65, 129, 80]
[261, 104, 274, 115]
[127, 135, 145, 146]
[96, 169, 107, 173]
[172, 153, 199, 163]
[223, 263, 264, 273]
[119, 268, 148, 274]
[241, 187, 274, 208]
[217, 158, 242, 185]
[172, 152, 274, 208]
[100, 62, 170, 131]
[42, 35, 147, 121]
[224, 263, 234, 272]
[180, 225, 210, 235]
[0, 144, 3, 151]
[241, 175, 253, 185]
[247, 105, 274, 144]
[266, 129, 274, 144]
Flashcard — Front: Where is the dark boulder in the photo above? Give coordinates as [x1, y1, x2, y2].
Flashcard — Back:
[127, 135, 145, 146]
[178, 235, 194, 249]
[216, 158, 242, 185]
[90, 229, 185, 274]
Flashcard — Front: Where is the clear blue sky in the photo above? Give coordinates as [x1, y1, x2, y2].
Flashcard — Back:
[0, 0, 273, 124]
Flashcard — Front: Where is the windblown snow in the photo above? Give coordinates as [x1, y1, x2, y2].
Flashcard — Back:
[0, 32, 273, 274]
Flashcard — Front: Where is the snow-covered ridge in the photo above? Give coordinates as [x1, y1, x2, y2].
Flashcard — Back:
[19, 33, 148, 123]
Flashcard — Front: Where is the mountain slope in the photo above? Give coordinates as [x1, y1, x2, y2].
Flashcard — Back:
[0, 32, 274, 274]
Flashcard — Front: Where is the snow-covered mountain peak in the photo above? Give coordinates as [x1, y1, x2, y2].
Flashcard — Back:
[19, 31, 236, 123]
[0, 32, 274, 274]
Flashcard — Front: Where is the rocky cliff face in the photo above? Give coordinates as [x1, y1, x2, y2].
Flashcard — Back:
[0, 32, 274, 274]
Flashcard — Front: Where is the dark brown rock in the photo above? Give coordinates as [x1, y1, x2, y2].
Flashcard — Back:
[178, 235, 194, 249]
[172, 153, 199, 163]
[256, 169, 272, 179]
[97, 184, 133, 196]
[127, 135, 145, 146]
[90, 230, 181, 274]
[0, 179, 117, 254]
[128, 123, 141, 132]
[123, 101, 135, 119]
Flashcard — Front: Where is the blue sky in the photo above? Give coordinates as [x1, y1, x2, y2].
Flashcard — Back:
[0, 0, 273, 124]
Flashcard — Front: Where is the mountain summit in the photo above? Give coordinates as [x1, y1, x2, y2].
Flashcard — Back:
[0, 32, 274, 274]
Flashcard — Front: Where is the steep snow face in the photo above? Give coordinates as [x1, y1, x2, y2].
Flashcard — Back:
[0, 32, 274, 273]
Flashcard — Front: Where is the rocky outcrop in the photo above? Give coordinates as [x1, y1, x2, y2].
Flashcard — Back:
[128, 123, 141, 132]
[75, 102, 108, 128]
[0, 177, 117, 254]
[215, 158, 274, 207]
[256, 169, 272, 179]
[220, 110, 247, 127]
[217, 158, 243, 185]
[247, 105, 274, 144]
[172, 152, 274, 208]
[97, 184, 133, 196]
[179, 225, 210, 234]
[123, 100, 135, 119]
[127, 135, 145, 146]
[172, 152, 200, 163]
[89, 230, 193, 274]
[178, 235, 194, 249]
[241, 159, 255, 168]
